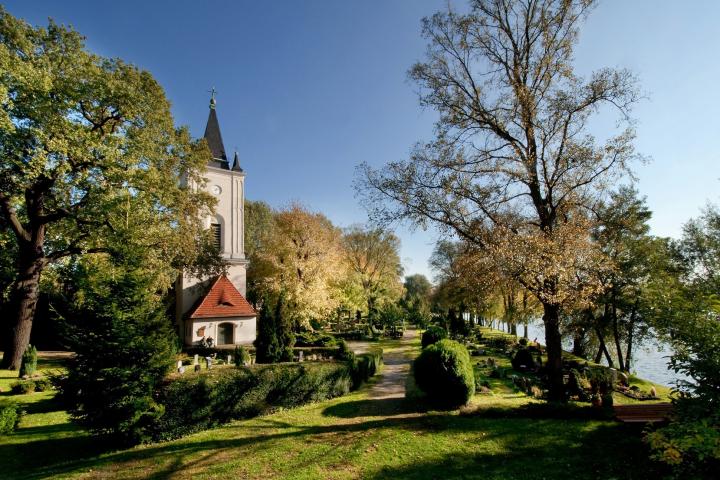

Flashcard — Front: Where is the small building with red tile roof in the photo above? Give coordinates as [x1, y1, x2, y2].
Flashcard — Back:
[184, 275, 256, 346]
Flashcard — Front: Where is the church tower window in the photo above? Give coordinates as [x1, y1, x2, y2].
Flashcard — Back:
[211, 223, 221, 249]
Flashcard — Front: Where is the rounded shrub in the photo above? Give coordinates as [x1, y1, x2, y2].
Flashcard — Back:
[421, 325, 448, 348]
[413, 339, 475, 408]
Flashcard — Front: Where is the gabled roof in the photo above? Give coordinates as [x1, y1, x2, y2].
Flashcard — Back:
[203, 107, 229, 170]
[188, 275, 256, 319]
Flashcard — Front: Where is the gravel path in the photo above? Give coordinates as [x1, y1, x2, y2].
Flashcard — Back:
[349, 329, 418, 401]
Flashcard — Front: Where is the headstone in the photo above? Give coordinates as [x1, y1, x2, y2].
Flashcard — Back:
[205, 356, 213, 370]
[177, 360, 183, 369]
[227, 354, 232, 365]
[299, 351, 304, 362]
[193, 354, 199, 365]
[178, 366, 185, 374]
[194, 364, 201, 373]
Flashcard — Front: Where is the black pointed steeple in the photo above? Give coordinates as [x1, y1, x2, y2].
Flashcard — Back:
[231, 150, 243, 172]
[203, 90, 229, 169]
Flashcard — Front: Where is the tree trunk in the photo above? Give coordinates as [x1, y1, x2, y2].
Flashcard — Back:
[1, 252, 46, 370]
[572, 329, 587, 359]
[594, 344, 603, 364]
[523, 323, 528, 339]
[542, 302, 565, 402]
[624, 301, 638, 372]
[611, 304, 625, 371]
[593, 327, 614, 368]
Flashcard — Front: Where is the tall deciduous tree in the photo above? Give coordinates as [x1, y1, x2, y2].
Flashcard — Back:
[342, 225, 404, 315]
[244, 199, 277, 306]
[0, 9, 215, 368]
[358, 0, 641, 400]
[252, 204, 344, 329]
[584, 187, 672, 371]
[402, 274, 433, 327]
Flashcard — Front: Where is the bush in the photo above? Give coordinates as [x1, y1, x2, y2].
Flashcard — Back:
[11, 380, 35, 395]
[422, 325, 448, 348]
[349, 350, 383, 389]
[469, 326, 485, 343]
[0, 401, 20, 434]
[511, 348, 537, 372]
[587, 368, 614, 394]
[646, 401, 720, 478]
[566, 369, 589, 401]
[413, 339, 475, 408]
[448, 309, 468, 337]
[233, 346, 251, 366]
[33, 377, 53, 392]
[336, 339, 355, 361]
[19, 345, 37, 378]
[486, 336, 516, 350]
[153, 362, 360, 441]
[295, 332, 337, 347]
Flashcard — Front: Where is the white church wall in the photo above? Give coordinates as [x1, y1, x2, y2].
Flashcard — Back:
[186, 317, 257, 346]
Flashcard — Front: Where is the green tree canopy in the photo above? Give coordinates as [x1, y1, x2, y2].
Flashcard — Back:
[0, 8, 217, 368]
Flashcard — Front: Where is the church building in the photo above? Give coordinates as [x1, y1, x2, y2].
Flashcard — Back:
[175, 93, 256, 346]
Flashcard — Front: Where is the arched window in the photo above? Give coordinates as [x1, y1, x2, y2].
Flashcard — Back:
[210, 223, 221, 249]
[218, 323, 234, 345]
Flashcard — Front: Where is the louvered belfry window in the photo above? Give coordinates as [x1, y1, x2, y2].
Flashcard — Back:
[211, 223, 221, 250]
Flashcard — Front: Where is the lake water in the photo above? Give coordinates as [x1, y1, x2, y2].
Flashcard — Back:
[521, 321, 687, 387]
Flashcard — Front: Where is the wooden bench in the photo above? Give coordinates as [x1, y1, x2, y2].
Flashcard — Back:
[614, 403, 673, 423]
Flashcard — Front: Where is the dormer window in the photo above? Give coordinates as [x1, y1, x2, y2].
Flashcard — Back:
[211, 223, 221, 249]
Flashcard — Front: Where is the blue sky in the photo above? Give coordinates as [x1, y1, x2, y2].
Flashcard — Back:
[7, 1, 720, 281]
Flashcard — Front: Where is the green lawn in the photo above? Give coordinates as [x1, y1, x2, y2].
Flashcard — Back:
[0, 333, 669, 479]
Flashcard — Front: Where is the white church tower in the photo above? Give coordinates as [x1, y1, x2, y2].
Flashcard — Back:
[176, 92, 256, 347]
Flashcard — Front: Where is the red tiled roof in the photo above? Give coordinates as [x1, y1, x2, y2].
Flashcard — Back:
[189, 275, 256, 319]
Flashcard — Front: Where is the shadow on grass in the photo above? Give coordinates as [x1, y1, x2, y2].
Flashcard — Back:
[464, 401, 613, 420]
[363, 421, 665, 480]
[20, 395, 65, 414]
[321, 397, 431, 418]
[0, 400, 665, 480]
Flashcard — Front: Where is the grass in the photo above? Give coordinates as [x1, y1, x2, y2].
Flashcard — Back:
[0, 333, 669, 479]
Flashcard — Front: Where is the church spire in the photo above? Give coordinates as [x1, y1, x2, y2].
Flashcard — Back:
[203, 88, 229, 169]
[231, 150, 243, 172]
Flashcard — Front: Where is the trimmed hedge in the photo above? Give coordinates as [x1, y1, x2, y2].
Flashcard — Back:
[413, 339, 475, 408]
[295, 332, 338, 347]
[152, 353, 382, 442]
[350, 350, 383, 389]
[0, 401, 20, 435]
[421, 325, 448, 348]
